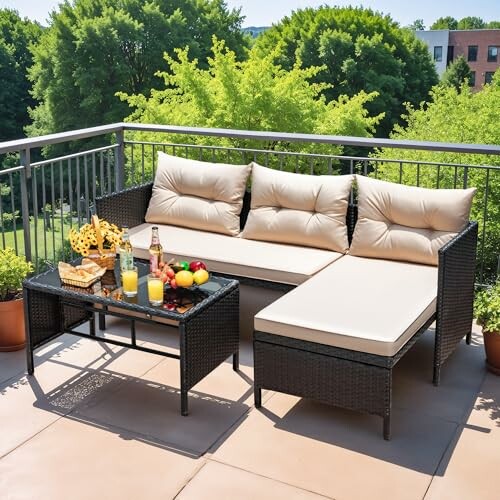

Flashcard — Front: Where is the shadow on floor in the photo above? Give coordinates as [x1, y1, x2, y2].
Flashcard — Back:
[27, 346, 252, 458]
[240, 329, 487, 475]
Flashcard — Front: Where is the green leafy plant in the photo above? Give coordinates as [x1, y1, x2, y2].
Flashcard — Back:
[0, 248, 33, 301]
[475, 283, 500, 334]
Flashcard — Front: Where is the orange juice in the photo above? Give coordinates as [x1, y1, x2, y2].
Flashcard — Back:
[148, 275, 164, 305]
[122, 268, 138, 297]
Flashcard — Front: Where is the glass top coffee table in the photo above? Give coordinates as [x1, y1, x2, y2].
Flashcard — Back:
[23, 259, 240, 415]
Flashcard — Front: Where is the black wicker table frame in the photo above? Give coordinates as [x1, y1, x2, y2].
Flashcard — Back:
[23, 261, 240, 416]
[96, 183, 478, 440]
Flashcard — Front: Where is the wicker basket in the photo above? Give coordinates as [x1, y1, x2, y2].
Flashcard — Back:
[62, 279, 102, 294]
[87, 248, 116, 270]
[87, 215, 116, 270]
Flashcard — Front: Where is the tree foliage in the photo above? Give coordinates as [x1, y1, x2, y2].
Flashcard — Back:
[119, 38, 382, 176]
[252, 6, 438, 137]
[0, 9, 42, 141]
[457, 16, 486, 30]
[430, 16, 499, 30]
[408, 19, 425, 30]
[27, 0, 248, 140]
[373, 71, 500, 282]
[441, 55, 473, 90]
[430, 17, 458, 30]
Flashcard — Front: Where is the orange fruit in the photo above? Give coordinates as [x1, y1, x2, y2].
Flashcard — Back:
[175, 270, 194, 288]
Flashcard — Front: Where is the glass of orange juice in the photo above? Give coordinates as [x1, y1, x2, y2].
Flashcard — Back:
[122, 267, 138, 297]
[147, 273, 164, 306]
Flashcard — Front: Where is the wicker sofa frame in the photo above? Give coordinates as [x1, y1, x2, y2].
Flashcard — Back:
[96, 182, 478, 440]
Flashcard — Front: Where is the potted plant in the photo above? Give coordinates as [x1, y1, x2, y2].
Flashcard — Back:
[0, 248, 33, 351]
[475, 282, 500, 374]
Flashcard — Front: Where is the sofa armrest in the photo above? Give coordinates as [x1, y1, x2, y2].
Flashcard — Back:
[96, 183, 153, 229]
[434, 221, 478, 384]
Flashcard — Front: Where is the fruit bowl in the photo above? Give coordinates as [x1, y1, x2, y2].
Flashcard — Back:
[156, 260, 210, 290]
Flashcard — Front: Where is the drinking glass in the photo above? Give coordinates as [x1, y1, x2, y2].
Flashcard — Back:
[122, 267, 138, 297]
[147, 273, 164, 306]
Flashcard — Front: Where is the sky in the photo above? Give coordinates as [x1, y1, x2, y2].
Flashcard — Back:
[0, 0, 499, 28]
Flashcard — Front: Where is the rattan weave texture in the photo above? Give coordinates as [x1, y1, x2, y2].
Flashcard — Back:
[434, 221, 478, 384]
[96, 183, 152, 229]
[183, 287, 239, 390]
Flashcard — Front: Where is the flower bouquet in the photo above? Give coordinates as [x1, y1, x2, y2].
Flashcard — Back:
[69, 215, 123, 269]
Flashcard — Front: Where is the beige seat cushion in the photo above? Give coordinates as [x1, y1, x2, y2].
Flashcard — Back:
[129, 223, 343, 286]
[145, 152, 252, 236]
[241, 163, 353, 252]
[254, 255, 438, 357]
[350, 175, 476, 266]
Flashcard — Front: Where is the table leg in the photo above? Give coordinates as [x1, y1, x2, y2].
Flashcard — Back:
[98, 310, 106, 331]
[89, 314, 96, 336]
[23, 288, 34, 375]
[232, 350, 239, 371]
[181, 390, 189, 416]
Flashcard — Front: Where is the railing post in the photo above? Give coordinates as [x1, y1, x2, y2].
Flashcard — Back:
[19, 149, 32, 262]
[115, 128, 125, 192]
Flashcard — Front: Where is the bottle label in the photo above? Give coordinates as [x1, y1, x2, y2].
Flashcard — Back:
[120, 251, 134, 272]
[150, 254, 159, 273]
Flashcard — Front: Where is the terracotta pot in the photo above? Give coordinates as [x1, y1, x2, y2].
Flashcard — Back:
[483, 330, 500, 375]
[0, 298, 26, 352]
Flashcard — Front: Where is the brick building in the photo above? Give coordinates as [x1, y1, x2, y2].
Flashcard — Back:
[415, 29, 500, 90]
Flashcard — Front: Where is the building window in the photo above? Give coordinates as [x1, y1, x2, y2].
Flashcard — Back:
[447, 45, 454, 64]
[434, 46, 443, 62]
[487, 46, 498, 62]
[468, 45, 478, 62]
[470, 72, 476, 87]
[485, 72, 494, 84]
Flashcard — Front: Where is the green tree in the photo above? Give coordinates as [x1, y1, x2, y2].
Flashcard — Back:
[0, 9, 42, 141]
[252, 6, 438, 137]
[373, 70, 500, 282]
[28, 0, 248, 142]
[486, 21, 500, 29]
[457, 16, 486, 29]
[409, 19, 425, 30]
[430, 17, 458, 30]
[441, 55, 473, 90]
[119, 39, 382, 177]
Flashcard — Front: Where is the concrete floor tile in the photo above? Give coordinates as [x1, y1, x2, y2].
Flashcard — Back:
[425, 426, 500, 500]
[0, 349, 26, 386]
[424, 370, 500, 500]
[392, 329, 486, 423]
[74, 356, 253, 455]
[178, 461, 328, 500]
[0, 353, 82, 458]
[0, 329, 164, 460]
[0, 416, 202, 500]
[212, 393, 458, 500]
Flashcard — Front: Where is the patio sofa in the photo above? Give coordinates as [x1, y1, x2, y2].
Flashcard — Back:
[96, 152, 478, 439]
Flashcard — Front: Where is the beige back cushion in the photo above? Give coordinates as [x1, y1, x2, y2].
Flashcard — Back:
[350, 175, 476, 265]
[241, 163, 354, 252]
[145, 152, 252, 236]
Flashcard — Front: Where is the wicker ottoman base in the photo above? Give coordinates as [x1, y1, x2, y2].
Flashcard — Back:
[253, 322, 436, 440]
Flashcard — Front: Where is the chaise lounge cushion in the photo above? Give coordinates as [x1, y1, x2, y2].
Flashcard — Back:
[145, 152, 252, 236]
[241, 164, 353, 253]
[350, 175, 476, 266]
[254, 255, 438, 356]
[129, 223, 343, 285]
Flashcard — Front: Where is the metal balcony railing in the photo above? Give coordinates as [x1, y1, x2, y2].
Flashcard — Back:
[1, 123, 499, 284]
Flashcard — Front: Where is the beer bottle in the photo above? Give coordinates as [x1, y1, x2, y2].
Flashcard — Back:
[119, 225, 134, 272]
[149, 226, 163, 272]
